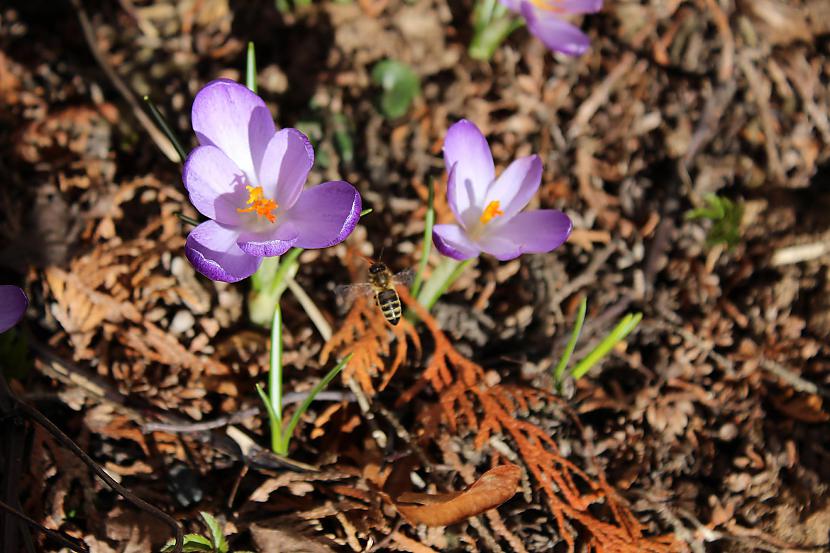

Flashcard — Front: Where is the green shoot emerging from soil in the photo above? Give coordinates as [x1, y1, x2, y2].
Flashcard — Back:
[256, 302, 352, 456]
[161, 512, 250, 553]
[553, 297, 643, 393]
[686, 193, 744, 249]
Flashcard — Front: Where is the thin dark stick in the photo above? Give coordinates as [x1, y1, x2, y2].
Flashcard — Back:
[69, 0, 180, 162]
[15, 400, 183, 553]
[141, 392, 356, 434]
[0, 499, 88, 553]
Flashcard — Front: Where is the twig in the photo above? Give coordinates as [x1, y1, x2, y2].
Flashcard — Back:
[759, 357, 830, 400]
[738, 53, 785, 185]
[285, 275, 333, 341]
[549, 244, 616, 311]
[649, 314, 735, 376]
[0, 499, 88, 553]
[142, 407, 261, 434]
[141, 392, 356, 434]
[568, 52, 640, 138]
[703, 0, 734, 82]
[375, 404, 432, 470]
[770, 241, 829, 266]
[346, 378, 388, 450]
[70, 0, 181, 163]
[15, 400, 184, 553]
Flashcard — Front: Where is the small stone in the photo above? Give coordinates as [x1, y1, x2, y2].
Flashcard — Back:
[169, 310, 195, 335]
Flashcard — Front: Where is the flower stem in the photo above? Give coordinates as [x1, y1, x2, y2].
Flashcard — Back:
[469, 14, 523, 61]
[269, 302, 283, 426]
[248, 248, 303, 326]
[410, 178, 435, 299]
[413, 257, 475, 314]
[245, 42, 257, 93]
[255, 302, 284, 453]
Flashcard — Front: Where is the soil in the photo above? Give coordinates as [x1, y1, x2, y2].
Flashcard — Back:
[1, 0, 829, 552]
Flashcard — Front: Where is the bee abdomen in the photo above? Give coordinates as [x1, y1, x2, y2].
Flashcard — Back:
[376, 289, 402, 326]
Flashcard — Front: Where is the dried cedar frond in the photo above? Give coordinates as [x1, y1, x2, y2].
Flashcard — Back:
[398, 288, 681, 552]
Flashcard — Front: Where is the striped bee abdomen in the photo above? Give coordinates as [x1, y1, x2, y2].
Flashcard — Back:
[376, 289, 402, 325]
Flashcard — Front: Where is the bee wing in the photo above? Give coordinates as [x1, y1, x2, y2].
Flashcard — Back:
[334, 282, 375, 304]
[392, 268, 416, 287]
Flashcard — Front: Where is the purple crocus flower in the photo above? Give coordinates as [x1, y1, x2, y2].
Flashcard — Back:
[432, 120, 572, 261]
[0, 285, 27, 333]
[500, 0, 602, 56]
[183, 79, 361, 282]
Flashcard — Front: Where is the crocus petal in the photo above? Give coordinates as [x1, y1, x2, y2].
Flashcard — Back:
[185, 220, 261, 283]
[183, 145, 249, 224]
[483, 155, 542, 222]
[521, 3, 593, 56]
[480, 209, 572, 260]
[443, 120, 495, 221]
[498, 0, 522, 12]
[432, 224, 481, 260]
[284, 181, 361, 249]
[0, 285, 27, 333]
[540, 0, 603, 13]
[257, 128, 314, 209]
[191, 79, 276, 181]
[237, 221, 299, 257]
[446, 164, 474, 229]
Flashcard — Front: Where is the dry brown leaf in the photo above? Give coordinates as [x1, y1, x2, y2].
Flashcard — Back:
[768, 392, 830, 423]
[394, 464, 521, 527]
[250, 524, 337, 553]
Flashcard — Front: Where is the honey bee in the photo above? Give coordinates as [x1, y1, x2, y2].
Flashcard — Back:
[335, 262, 414, 326]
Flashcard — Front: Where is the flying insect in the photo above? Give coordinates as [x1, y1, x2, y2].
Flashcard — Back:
[335, 262, 413, 326]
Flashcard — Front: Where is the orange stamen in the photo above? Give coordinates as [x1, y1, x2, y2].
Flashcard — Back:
[237, 185, 278, 223]
[528, 0, 565, 13]
[480, 200, 505, 225]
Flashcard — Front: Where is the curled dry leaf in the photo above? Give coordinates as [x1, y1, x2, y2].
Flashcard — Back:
[395, 464, 521, 527]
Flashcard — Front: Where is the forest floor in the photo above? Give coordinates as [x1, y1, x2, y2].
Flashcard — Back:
[1, 0, 830, 551]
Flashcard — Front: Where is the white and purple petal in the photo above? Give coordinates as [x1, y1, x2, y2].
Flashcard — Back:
[443, 120, 495, 220]
[183, 145, 249, 224]
[185, 220, 262, 283]
[480, 209, 572, 260]
[483, 155, 542, 222]
[498, 0, 522, 13]
[191, 79, 276, 181]
[237, 221, 299, 257]
[284, 181, 361, 249]
[0, 285, 27, 333]
[257, 128, 315, 209]
[432, 224, 482, 260]
[538, 0, 602, 13]
[521, 3, 593, 56]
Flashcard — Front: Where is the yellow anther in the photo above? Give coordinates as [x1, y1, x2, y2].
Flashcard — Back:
[528, 0, 564, 12]
[237, 185, 279, 223]
[480, 200, 505, 225]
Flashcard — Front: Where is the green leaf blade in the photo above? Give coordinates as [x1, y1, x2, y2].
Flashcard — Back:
[200, 512, 228, 553]
[161, 534, 213, 553]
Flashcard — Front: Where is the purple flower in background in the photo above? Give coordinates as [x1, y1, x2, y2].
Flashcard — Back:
[183, 79, 361, 282]
[500, 0, 602, 56]
[0, 285, 27, 333]
[432, 120, 572, 261]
